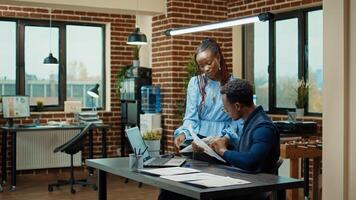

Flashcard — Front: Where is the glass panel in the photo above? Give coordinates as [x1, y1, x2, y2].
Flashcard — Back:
[253, 21, 269, 110]
[66, 25, 104, 109]
[25, 26, 59, 106]
[0, 21, 16, 96]
[308, 10, 323, 113]
[275, 18, 298, 108]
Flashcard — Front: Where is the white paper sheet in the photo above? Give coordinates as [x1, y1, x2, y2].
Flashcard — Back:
[188, 176, 250, 187]
[161, 172, 222, 182]
[139, 167, 200, 176]
[186, 124, 226, 163]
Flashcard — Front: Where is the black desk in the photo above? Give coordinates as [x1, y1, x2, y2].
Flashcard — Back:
[0, 124, 109, 190]
[86, 157, 304, 200]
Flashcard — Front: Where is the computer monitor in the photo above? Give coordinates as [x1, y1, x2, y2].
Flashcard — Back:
[2, 95, 30, 126]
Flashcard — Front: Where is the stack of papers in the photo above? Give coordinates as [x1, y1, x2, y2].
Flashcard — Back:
[139, 167, 200, 176]
[78, 112, 103, 124]
[161, 172, 250, 187]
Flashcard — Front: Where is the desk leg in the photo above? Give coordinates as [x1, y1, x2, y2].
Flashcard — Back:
[102, 128, 107, 158]
[88, 130, 94, 175]
[288, 158, 299, 200]
[11, 131, 16, 190]
[98, 169, 107, 200]
[277, 190, 286, 200]
[1, 131, 7, 184]
[312, 157, 321, 200]
[304, 158, 310, 199]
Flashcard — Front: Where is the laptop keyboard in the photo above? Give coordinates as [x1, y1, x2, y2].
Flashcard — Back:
[147, 157, 171, 165]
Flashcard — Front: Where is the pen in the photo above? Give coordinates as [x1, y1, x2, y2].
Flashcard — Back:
[138, 148, 141, 155]
[141, 146, 148, 155]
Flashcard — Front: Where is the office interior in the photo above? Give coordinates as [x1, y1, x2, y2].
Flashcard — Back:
[0, 0, 354, 200]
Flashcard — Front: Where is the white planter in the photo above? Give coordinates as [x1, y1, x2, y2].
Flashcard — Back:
[133, 60, 140, 67]
[144, 140, 160, 157]
[296, 108, 304, 118]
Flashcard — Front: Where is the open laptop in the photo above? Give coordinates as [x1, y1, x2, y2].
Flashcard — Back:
[125, 126, 186, 167]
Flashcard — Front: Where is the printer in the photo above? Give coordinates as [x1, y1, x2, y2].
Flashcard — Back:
[273, 121, 317, 134]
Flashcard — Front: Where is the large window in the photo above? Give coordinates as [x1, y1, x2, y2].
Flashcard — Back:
[244, 7, 323, 115]
[0, 21, 16, 96]
[66, 25, 104, 108]
[0, 19, 105, 111]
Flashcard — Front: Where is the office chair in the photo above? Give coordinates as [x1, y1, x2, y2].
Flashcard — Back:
[48, 123, 97, 194]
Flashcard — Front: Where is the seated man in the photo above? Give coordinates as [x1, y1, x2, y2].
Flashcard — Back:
[158, 79, 280, 200]
[210, 78, 280, 173]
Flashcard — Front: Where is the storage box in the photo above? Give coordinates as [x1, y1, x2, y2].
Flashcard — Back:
[64, 101, 82, 113]
[140, 113, 161, 135]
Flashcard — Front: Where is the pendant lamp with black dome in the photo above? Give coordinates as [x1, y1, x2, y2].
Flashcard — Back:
[127, 27, 147, 45]
[43, 8, 58, 64]
[127, 0, 148, 46]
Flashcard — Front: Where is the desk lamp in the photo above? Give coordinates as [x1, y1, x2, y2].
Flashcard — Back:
[87, 83, 99, 111]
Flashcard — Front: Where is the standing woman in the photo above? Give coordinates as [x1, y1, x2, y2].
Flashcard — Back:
[174, 38, 241, 152]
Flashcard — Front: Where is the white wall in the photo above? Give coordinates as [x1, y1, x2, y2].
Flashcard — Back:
[348, 0, 356, 199]
[137, 15, 152, 68]
[323, 0, 356, 199]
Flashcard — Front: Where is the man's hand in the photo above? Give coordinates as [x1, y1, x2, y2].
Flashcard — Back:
[174, 134, 186, 154]
[209, 137, 229, 156]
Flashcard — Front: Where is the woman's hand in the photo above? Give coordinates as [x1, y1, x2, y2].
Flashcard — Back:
[191, 141, 204, 153]
[174, 134, 186, 154]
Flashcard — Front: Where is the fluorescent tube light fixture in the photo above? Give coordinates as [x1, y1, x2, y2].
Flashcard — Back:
[165, 12, 273, 36]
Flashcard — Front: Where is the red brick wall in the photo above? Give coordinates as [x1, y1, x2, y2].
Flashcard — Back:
[152, 0, 322, 153]
[0, 4, 135, 175]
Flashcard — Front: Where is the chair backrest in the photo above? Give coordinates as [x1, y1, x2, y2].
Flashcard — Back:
[271, 158, 284, 175]
[54, 123, 93, 155]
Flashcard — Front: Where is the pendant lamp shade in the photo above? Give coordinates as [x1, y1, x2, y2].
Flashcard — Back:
[43, 8, 58, 65]
[127, 27, 147, 45]
[43, 53, 58, 64]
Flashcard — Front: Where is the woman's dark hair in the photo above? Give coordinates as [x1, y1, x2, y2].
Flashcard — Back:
[220, 79, 254, 106]
[194, 38, 230, 114]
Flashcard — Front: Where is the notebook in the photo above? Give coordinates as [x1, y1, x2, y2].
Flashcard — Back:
[125, 126, 186, 167]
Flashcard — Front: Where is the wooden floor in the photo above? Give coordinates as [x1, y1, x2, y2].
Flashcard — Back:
[0, 172, 159, 200]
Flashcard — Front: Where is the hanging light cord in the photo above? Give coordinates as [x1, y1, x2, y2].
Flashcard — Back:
[135, 0, 138, 28]
[49, 8, 52, 54]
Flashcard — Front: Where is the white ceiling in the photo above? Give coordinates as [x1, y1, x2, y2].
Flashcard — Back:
[0, 0, 165, 15]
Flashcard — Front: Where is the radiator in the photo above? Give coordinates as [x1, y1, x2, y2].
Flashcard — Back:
[16, 129, 82, 170]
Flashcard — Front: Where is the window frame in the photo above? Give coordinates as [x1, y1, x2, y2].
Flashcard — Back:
[0, 17, 106, 111]
[243, 6, 322, 116]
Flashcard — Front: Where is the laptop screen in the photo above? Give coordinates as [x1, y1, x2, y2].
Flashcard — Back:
[125, 127, 151, 161]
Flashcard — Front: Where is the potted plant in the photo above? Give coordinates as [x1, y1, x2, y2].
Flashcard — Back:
[132, 46, 140, 67]
[142, 130, 161, 157]
[116, 65, 131, 98]
[36, 99, 44, 112]
[295, 79, 309, 117]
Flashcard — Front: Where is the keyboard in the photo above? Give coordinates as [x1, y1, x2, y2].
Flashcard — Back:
[18, 124, 37, 128]
[146, 157, 171, 166]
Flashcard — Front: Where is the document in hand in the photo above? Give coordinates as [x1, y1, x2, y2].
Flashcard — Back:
[139, 167, 200, 176]
[180, 124, 226, 163]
